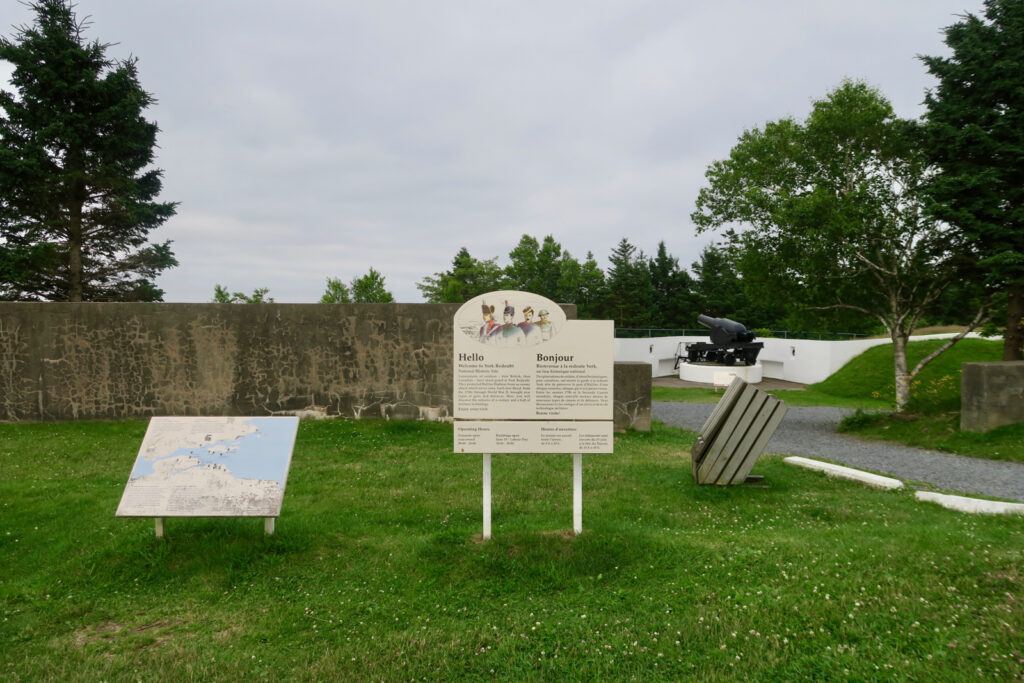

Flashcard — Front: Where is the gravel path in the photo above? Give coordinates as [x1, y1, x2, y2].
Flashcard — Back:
[654, 401, 1024, 502]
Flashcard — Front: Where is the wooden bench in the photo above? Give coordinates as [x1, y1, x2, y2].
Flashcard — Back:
[691, 377, 787, 485]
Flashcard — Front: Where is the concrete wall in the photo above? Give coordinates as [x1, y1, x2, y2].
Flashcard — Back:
[612, 362, 651, 432]
[0, 302, 469, 421]
[0, 303, 653, 430]
[961, 362, 1024, 432]
[617, 333, 991, 385]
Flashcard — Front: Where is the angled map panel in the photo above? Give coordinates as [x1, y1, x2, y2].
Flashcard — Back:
[116, 416, 299, 517]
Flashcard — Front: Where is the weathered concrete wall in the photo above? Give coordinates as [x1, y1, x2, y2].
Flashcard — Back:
[613, 361, 651, 432]
[0, 302, 590, 423]
[961, 361, 1024, 432]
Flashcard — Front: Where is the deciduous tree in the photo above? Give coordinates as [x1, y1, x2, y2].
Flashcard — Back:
[320, 277, 351, 304]
[350, 267, 394, 303]
[212, 285, 273, 304]
[693, 81, 985, 411]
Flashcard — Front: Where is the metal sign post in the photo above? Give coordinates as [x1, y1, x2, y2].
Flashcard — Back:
[482, 453, 492, 540]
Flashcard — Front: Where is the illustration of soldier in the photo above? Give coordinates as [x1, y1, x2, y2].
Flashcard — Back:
[479, 302, 500, 341]
[495, 300, 526, 346]
[518, 305, 538, 342]
[537, 308, 554, 341]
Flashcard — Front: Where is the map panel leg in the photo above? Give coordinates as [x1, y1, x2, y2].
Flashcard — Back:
[155, 517, 164, 539]
[264, 517, 275, 535]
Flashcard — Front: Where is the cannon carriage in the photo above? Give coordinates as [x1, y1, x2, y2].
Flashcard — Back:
[675, 314, 763, 368]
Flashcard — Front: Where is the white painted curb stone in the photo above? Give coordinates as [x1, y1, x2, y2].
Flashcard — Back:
[783, 456, 904, 490]
[915, 491, 1024, 516]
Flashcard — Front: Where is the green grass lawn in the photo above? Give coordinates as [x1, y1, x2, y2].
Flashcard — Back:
[838, 411, 1024, 464]
[652, 385, 890, 410]
[813, 338, 1003, 413]
[2, 419, 1022, 681]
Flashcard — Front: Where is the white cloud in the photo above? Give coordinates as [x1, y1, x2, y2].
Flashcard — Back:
[0, 0, 977, 302]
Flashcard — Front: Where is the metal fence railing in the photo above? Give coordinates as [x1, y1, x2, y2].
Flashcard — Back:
[614, 328, 869, 341]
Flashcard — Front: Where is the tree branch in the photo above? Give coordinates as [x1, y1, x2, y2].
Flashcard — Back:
[853, 250, 898, 277]
[909, 304, 990, 379]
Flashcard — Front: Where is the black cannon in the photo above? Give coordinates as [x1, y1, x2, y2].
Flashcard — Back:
[676, 314, 763, 367]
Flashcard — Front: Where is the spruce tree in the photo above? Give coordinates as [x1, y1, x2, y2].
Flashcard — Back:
[649, 241, 699, 329]
[417, 247, 504, 303]
[921, 0, 1024, 359]
[605, 238, 655, 328]
[0, 0, 177, 301]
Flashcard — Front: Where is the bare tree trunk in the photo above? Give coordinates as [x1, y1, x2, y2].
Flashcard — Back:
[64, 145, 87, 302]
[68, 201, 83, 302]
[1005, 284, 1024, 361]
[893, 331, 911, 412]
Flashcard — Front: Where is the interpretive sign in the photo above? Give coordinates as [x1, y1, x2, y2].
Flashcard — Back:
[453, 290, 614, 537]
[116, 416, 299, 536]
[453, 290, 614, 451]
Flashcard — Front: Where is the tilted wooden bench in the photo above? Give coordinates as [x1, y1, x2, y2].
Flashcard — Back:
[691, 377, 787, 485]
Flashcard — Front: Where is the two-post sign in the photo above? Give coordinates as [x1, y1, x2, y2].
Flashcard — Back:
[452, 290, 614, 537]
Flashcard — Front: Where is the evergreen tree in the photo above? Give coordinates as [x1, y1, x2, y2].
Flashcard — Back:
[505, 234, 565, 299]
[921, 0, 1024, 359]
[649, 241, 699, 329]
[575, 251, 608, 320]
[691, 245, 748, 322]
[350, 267, 394, 303]
[417, 247, 504, 303]
[604, 238, 655, 328]
[0, 0, 177, 301]
[504, 234, 542, 292]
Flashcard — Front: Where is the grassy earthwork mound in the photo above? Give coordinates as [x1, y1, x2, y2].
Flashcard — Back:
[1, 419, 1021, 680]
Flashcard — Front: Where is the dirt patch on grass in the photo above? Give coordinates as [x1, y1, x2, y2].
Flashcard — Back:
[214, 624, 243, 642]
[73, 618, 181, 650]
[539, 529, 579, 540]
[73, 621, 123, 647]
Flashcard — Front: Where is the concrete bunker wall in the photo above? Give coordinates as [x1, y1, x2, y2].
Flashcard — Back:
[0, 302, 468, 421]
[0, 302, 646, 430]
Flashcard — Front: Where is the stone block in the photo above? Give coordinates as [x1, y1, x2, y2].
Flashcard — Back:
[613, 361, 651, 432]
[960, 361, 1024, 432]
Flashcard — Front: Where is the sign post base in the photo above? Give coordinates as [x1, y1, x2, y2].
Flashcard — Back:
[482, 453, 492, 540]
[154, 517, 164, 539]
[573, 453, 583, 535]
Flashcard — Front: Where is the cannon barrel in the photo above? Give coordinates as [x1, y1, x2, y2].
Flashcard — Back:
[697, 314, 755, 346]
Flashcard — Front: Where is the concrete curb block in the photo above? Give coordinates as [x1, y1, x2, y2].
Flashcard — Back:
[915, 491, 1024, 516]
[783, 456, 904, 490]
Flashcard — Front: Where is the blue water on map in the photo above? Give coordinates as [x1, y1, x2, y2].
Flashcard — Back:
[129, 418, 298, 486]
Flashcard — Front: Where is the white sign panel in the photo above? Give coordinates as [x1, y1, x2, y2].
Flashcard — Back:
[453, 290, 614, 453]
[116, 416, 299, 517]
[455, 420, 613, 453]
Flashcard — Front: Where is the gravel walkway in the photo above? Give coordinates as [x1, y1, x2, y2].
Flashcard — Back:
[654, 401, 1024, 502]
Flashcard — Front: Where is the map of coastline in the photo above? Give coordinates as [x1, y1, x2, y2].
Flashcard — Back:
[116, 416, 299, 517]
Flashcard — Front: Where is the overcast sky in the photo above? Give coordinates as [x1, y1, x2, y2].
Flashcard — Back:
[0, 1, 984, 302]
